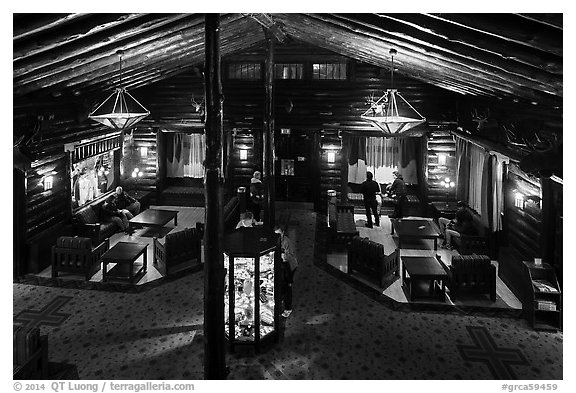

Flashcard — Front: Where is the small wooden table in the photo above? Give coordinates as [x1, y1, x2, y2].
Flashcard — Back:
[402, 256, 448, 302]
[101, 242, 148, 284]
[129, 209, 178, 230]
[392, 218, 441, 250]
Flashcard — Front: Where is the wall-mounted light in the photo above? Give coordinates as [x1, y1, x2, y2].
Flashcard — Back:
[240, 148, 248, 160]
[43, 176, 53, 191]
[140, 146, 148, 157]
[514, 191, 525, 209]
[438, 153, 447, 165]
[327, 151, 336, 163]
[440, 177, 455, 188]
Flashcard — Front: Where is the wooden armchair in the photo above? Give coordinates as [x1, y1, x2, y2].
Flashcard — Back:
[13, 325, 49, 380]
[153, 227, 202, 276]
[52, 236, 109, 280]
[348, 236, 398, 288]
[439, 254, 496, 301]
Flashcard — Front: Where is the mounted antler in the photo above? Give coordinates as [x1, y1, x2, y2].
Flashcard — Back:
[519, 131, 562, 178]
[470, 107, 490, 131]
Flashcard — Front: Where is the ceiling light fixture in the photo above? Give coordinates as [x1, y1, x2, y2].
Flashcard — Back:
[88, 50, 150, 129]
[361, 49, 426, 135]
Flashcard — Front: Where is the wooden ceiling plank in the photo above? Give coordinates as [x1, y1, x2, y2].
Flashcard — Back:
[13, 13, 88, 41]
[14, 14, 206, 80]
[318, 14, 562, 97]
[14, 14, 251, 95]
[337, 13, 562, 76]
[13, 14, 185, 62]
[426, 13, 562, 57]
[515, 14, 563, 30]
[277, 14, 551, 102]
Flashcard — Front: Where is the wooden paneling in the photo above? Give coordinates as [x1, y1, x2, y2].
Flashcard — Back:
[426, 130, 457, 203]
[121, 127, 159, 195]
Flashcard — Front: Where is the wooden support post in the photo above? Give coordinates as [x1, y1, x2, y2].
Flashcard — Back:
[263, 31, 276, 230]
[203, 13, 226, 380]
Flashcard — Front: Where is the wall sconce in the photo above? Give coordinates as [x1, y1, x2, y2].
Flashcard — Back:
[438, 153, 447, 165]
[240, 148, 248, 161]
[440, 177, 455, 188]
[327, 151, 336, 163]
[43, 176, 53, 191]
[514, 191, 525, 209]
[140, 146, 148, 157]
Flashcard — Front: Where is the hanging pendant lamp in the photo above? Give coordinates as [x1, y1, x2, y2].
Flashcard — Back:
[89, 50, 150, 129]
[361, 49, 426, 135]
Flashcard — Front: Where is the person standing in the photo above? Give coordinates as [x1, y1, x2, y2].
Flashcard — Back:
[249, 171, 264, 223]
[386, 170, 407, 218]
[360, 171, 381, 228]
[275, 225, 298, 317]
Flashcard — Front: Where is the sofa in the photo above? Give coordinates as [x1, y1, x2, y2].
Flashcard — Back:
[348, 235, 399, 287]
[13, 325, 48, 379]
[52, 236, 110, 280]
[153, 227, 202, 276]
[452, 207, 490, 256]
[73, 198, 120, 244]
[439, 254, 496, 301]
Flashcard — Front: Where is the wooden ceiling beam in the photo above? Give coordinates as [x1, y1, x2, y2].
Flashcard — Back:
[14, 14, 253, 97]
[322, 14, 562, 98]
[515, 14, 563, 30]
[13, 14, 207, 80]
[13, 13, 89, 41]
[427, 13, 562, 56]
[277, 14, 554, 103]
[13, 14, 186, 63]
[353, 13, 562, 76]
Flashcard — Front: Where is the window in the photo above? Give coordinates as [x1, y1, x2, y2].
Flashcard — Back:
[227, 63, 262, 80]
[275, 63, 304, 79]
[312, 63, 347, 80]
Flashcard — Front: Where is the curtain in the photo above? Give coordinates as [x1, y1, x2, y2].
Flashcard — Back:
[348, 136, 367, 183]
[364, 137, 418, 184]
[455, 137, 470, 203]
[166, 132, 205, 178]
[468, 143, 486, 214]
[489, 151, 510, 232]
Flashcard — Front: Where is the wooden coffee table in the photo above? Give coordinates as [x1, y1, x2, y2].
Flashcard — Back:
[129, 209, 178, 231]
[401, 256, 448, 302]
[392, 218, 441, 250]
[101, 242, 148, 284]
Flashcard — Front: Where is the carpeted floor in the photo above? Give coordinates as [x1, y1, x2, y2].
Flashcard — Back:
[12, 204, 563, 380]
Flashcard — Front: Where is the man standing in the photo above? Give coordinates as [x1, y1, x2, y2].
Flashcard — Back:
[361, 171, 381, 228]
[386, 170, 407, 218]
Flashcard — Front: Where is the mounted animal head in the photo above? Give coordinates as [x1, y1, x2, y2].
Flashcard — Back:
[518, 132, 562, 178]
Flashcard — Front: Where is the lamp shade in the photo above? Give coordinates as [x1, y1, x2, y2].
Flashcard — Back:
[361, 89, 426, 135]
[89, 88, 150, 129]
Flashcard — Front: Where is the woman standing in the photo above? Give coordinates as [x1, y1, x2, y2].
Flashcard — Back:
[274, 225, 298, 317]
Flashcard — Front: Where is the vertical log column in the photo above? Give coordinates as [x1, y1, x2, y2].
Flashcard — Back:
[203, 14, 226, 380]
[263, 31, 276, 230]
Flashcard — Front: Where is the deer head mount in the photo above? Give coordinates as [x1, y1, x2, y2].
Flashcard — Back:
[516, 130, 562, 178]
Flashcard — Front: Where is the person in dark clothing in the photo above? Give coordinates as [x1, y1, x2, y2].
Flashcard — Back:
[249, 171, 264, 223]
[386, 170, 407, 218]
[442, 205, 477, 250]
[114, 186, 141, 218]
[275, 224, 298, 317]
[101, 195, 130, 231]
[360, 171, 381, 228]
[438, 201, 468, 238]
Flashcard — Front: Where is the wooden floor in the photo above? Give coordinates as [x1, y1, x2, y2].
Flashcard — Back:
[326, 213, 522, 310]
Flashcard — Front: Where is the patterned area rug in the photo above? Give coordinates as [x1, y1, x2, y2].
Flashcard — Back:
[12, 205, 563, 380]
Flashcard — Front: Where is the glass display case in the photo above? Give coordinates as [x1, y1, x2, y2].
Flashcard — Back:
[223, 227, 280, 352]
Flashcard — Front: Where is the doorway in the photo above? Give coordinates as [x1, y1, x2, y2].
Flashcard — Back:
[275, 130, 315, 202]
